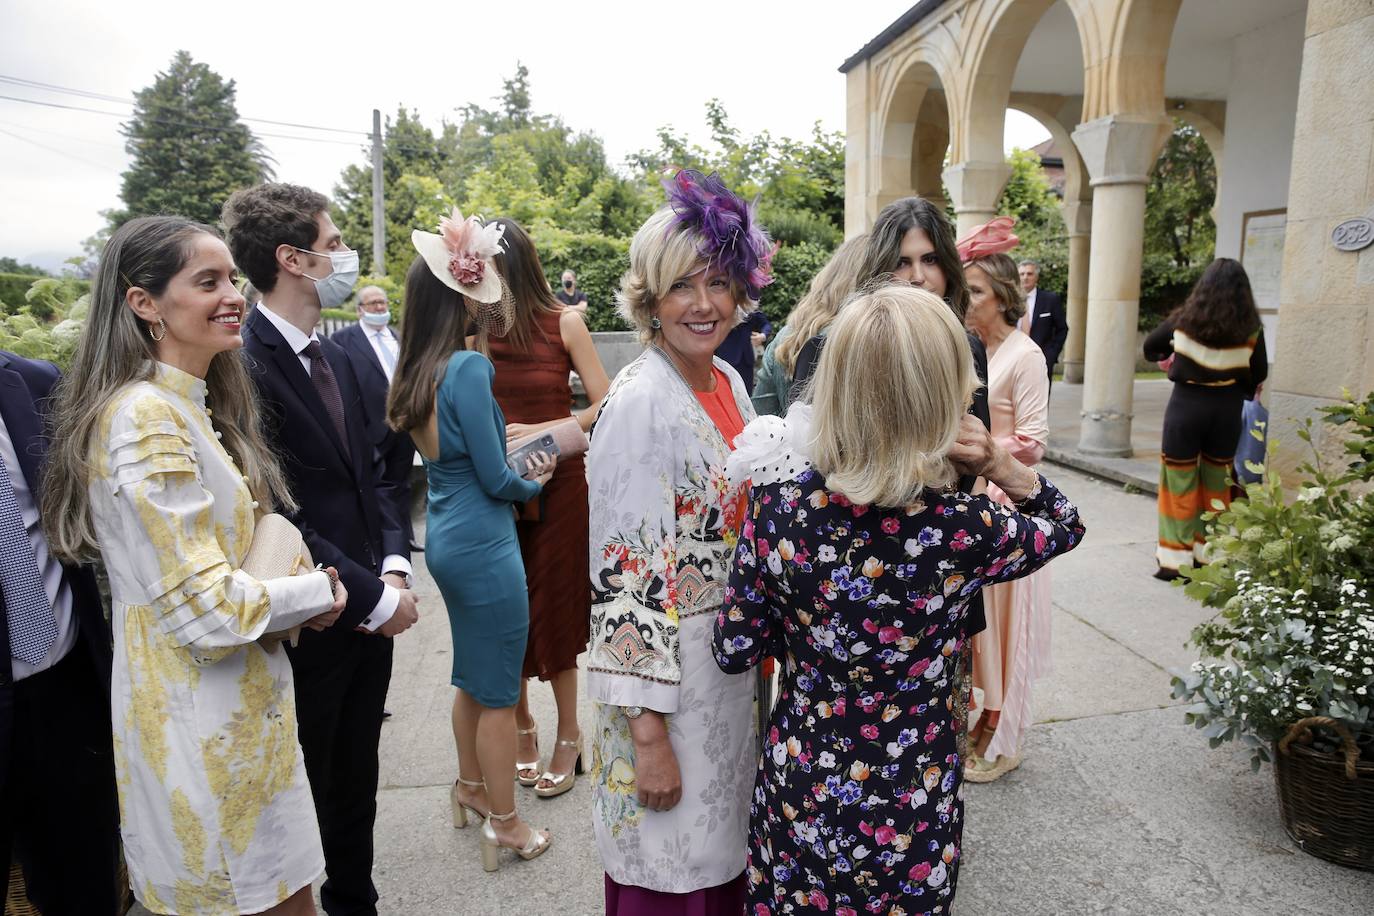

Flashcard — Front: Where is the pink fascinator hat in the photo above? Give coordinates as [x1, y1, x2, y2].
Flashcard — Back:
[411, 208, 506, 304]
[956, 216, 1019, 262]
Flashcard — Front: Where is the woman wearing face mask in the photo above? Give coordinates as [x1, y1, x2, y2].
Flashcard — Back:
[42, 215, 348, 915]
[959, 225, 1053, 782]
[586, 170, 768, 915]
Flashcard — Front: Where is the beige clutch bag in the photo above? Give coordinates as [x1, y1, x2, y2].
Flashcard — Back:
[242, 513, 315, 647]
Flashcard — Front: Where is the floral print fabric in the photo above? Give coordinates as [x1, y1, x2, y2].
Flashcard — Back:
[714, 467, 1084, 914]
[89, 364, 333, 914]
[586, 350, 758, 893]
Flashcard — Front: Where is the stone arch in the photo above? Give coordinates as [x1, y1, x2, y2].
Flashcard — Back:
[870, 46, 959, 224]
[1093, 0, 1185, 119]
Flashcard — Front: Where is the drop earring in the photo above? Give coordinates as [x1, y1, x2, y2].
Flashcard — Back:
[148, 317, 167, 342]
[650, 316, 662, 330]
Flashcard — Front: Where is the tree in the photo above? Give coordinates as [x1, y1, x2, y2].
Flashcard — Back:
[108, 51, 273, 230]
[0, 257, 49, 276]
[1145, 120, 1217, 270]
[997, 147, 1068, 294]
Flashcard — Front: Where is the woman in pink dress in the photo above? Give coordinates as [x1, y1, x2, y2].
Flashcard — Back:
[961, 241, 1051, 782]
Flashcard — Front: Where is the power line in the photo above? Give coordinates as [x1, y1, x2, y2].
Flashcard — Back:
[0, 127, 110, 170]
[0, 74, 368, 136]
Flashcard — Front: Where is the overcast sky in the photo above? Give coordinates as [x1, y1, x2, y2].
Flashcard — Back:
[0, 0, 1049, 269]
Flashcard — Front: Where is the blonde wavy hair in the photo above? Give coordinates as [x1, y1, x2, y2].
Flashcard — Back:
[810, 284, 977, 507]
[616, 206, 751, 344]
[963, 252, 1026, 326]
[43, 216, 296, 564]
[774, 234, 868, 374]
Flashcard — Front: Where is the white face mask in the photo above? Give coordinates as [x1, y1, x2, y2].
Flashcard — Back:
[296, 247, 359, 310]
[360, 309, 391, 328]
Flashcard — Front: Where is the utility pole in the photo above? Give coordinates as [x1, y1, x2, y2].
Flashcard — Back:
[371, 108, 385, 275]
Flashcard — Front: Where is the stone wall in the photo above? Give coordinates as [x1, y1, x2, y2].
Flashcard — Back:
[1269, 0, 1374, 477]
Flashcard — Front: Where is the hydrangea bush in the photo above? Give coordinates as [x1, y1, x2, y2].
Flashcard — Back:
[1171, 391, 1374, 768]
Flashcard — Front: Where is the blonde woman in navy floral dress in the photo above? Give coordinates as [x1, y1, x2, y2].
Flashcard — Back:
[713, 285, 1086, 915]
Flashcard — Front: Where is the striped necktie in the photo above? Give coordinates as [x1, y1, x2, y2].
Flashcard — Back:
[0, 448, 56, 665]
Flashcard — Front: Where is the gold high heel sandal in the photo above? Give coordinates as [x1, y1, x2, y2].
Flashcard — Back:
[479, 811, 551, 872]
[450, 774, 487, 829]
[534, 736, 583, 799]
[515, 726, 541, 788]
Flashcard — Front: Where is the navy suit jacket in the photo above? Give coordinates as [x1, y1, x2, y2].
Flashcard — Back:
[0, 351, 110, 768]
[1026, 287, 1069, 372]
[242, 310, 408, 632]
[331, 323, 401, 452]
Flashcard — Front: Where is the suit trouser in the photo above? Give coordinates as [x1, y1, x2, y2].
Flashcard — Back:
[0, 647, 120, 915]
[288, 630, 394, 916]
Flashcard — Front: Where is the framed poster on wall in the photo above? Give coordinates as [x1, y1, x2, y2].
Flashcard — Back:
[1241, 208, 1286, 362]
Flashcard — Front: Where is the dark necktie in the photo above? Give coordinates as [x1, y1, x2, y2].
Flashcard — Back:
[304, 340, 349, 454]
[0, 448, 56, 665]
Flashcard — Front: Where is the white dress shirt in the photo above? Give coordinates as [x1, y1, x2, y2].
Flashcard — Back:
[255, 303, 411, 631]
[363, 322, 398, 384]
[2, 411, 77, 680]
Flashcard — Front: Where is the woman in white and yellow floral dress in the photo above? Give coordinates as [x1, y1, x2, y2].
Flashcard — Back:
[43, 216, 346, 915]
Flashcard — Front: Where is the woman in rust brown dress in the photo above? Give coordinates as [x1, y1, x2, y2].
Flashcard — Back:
[481, 218, 612, 798]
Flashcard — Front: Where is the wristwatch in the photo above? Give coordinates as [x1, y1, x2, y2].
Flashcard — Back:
[624, 705, 645, 719]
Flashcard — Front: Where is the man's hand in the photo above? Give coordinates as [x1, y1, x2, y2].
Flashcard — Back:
[377, 588, 420, 636]
[381, 571, 408, 590]
[750, 331, 766, 348]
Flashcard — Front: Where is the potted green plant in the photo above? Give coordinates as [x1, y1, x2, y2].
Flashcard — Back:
[1171, 391, 1374, 870]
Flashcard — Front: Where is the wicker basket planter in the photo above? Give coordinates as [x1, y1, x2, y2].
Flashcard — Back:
[1273, 716, 1374, 871]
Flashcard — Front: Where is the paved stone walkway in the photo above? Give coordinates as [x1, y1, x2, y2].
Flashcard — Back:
[125, 461, 1374, 914]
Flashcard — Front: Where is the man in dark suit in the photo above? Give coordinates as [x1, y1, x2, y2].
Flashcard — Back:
[331, 285, 418, 551]
[1018, 259, 1069, 386]
[0, 351, 119, 914]
[224, 184, 419, 916]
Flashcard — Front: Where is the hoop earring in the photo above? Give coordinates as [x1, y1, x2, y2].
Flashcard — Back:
[650, 316, 662, 330]
[148, 318, 167, 342]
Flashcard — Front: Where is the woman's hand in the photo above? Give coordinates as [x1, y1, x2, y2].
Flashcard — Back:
[628, 712, 681, 811]
[948, 414, 1000, 479]
[506, 420, 554, 444]
[524, 450, 556, 486]
[948, 414, 1038, 501]
[306, 567, 348, 631]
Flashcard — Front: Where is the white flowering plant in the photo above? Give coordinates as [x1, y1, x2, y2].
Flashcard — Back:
[1172, 392, 1374, 769]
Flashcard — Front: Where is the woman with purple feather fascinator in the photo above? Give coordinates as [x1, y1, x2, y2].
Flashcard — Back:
[586, 170, 769, 915]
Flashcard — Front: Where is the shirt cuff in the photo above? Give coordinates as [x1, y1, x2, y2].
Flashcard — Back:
[360, 583, 399, 632]
[382, 555, 412, 579]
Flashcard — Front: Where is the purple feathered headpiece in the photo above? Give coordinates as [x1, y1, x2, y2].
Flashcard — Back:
[661, 169, 776, 301]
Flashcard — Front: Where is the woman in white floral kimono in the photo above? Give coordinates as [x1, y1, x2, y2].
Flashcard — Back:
[586, 170, 773, 915]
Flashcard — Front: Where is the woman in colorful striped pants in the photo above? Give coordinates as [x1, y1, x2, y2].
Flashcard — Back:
[1143, 258, 1267, 580]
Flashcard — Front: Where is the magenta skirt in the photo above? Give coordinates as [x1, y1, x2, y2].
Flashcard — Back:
[604, 873, 746, 916]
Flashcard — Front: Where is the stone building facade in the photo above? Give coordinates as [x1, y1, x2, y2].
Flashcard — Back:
[841, 0, 1374, 472]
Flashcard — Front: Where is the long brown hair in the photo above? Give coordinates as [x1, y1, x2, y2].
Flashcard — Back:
[43, 215, 295, 563]
[1171, 257, 1261, 347]
[480, 217, 561, 354]
[775, 234, 869, 374]
[860, 197, 969, 318]
[387, 255, 469, 432]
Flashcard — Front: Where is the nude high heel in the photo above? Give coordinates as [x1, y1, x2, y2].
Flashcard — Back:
[479, 811, 551, 872]
[534, 735, 583, 799]
[450, 774, 487, 829]
[515, 725, 541, 788]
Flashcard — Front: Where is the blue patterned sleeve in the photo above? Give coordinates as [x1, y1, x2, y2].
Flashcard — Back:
[713, 489, 782, 673]
[968, 474, 1085, 589]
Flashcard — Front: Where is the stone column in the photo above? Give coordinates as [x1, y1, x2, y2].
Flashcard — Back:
[942, 160, 1011, 238]
[1060, 200, 1092, 384]
[1071, 114, 1171, 455]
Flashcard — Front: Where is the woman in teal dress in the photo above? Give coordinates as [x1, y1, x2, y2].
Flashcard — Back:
[387, 211, 556, 872]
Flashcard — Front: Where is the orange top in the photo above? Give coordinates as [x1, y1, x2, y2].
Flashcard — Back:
[694, 367, 745, 449]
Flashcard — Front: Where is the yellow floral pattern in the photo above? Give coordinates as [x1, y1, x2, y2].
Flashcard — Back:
[89, 364, 333, 915]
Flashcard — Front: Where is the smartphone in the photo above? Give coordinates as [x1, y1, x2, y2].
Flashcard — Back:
[506, 433, 560, 476]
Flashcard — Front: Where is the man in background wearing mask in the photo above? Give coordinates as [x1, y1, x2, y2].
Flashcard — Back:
[223, 183, 418, 916]
[332, 286, 419, 552]
[555, 268, 588, 315]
